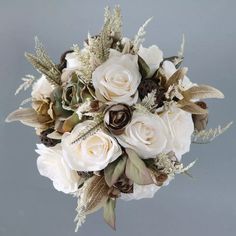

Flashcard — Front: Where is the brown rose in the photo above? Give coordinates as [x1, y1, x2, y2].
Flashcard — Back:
[104, 104, 132, 135]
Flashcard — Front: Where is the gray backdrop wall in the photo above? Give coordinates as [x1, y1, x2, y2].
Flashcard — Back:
[0, 0, 235, 235]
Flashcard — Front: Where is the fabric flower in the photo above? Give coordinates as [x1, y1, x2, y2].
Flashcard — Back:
[92, 50, 141, 105]
[61, 49, 88, 84]
[116, 111, 168, 159]
[138, 45, 163, 77]
[121, 184, 161, 201]
[161, 107, 194, 160]
[65, 52, 82, 70]
[31, 75, 55, 130]
[36, 144, 80, 194]
[61, 120, 122, 171]
[121, 176, 173, 201]
[104, 103, 132, 135]
[162, 60, 195, 90]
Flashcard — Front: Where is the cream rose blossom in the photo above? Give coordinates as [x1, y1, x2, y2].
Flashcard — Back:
[61, 49, 88, 84]
[161, 107, 194, 160]
[65, 52, 82, 70]
[121, 176, 174, 201]
[121, 184, 161, 201]
[138, 45, 163, 77]
[92, 50, 141, 105]
[36, 144, 80, 194]
[116, 112, 168, 159]
[62, 120, 122, 171]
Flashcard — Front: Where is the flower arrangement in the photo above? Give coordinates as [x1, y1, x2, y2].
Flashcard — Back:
[6, 6, 232, 231]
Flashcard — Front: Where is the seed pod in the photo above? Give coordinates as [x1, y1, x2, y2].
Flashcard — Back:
[138, 78, 166, 108]
[113, 175, 133, 194]
[40, 128, 61, 147]
[192, 101, 208, 131]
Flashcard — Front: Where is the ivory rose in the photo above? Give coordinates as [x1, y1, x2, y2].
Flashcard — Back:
[61, 120, 122, 171]
[121, 184, 161, 201]
[138, 45, 163, 77]
[116, 112, 168, 159]
[161, 107, 194, 160]
[65, 52, 81, 70]
[36, 144, 80, 194]
[92, 50, 141, 105]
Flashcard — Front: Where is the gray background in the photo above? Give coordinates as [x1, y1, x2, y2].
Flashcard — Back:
[0, 0, 235, 235]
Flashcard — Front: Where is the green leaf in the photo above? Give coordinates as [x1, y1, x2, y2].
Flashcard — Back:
[138, 55, 150, 78]
[125, 149, 153, 185]
[103, 198, 116, 230]
[62, 112, 81, 132]
[104, 154, 127, 187]
[51, 87, 72, 117]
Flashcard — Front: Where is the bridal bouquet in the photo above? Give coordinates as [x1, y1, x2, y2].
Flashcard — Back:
[6, 6, 231, 231]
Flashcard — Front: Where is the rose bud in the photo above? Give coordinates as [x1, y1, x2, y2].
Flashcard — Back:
[192, 101, 208, 131]
[104, 104, 132, 135]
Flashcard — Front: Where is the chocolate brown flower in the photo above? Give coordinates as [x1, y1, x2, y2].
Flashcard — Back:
[104, 104, 132, 135]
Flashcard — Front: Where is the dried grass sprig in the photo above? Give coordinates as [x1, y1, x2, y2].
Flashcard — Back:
[192, 122, 233, 144]
[25, 37, 61, 86]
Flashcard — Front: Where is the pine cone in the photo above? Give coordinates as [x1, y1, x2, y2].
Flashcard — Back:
[114, 175, 133, 193]
[192, 101, 208, 131]
[138, 78, 166, 108]
[40, 128, 61, 147]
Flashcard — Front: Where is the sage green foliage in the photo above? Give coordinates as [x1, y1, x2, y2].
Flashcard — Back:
[103, 198, 116, 230]
[138, 55, 150, 79]
[51, 87, 72, 118]
[62, 73, 81, 110]
[125, 149, 153, 185]
[104, 154, 127, 187]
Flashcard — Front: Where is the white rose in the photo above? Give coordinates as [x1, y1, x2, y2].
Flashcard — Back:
[31, 75, 54, 100]
[121, 176, 173, 201]
[65, 52, 82, 70]
[138, 45, 163, 77]
[36, 144, 80, 194]
[92, 50, 141, 105]
[161, 107, 194, 160]
[116, 112, 168, 159]
[162, 60, 196, 90]
[61, 49, 88, 84]
[121, 184, 161, 201]
[62, 120, 122, 171]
